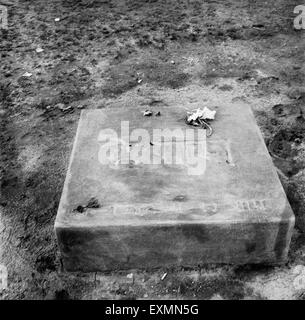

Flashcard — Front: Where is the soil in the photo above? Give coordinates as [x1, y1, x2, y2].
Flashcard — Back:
[1, 0, 305, 300]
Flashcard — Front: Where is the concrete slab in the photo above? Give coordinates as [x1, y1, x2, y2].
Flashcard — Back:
[55, 103, 295, 271]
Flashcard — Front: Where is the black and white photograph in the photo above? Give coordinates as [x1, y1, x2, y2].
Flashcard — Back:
[1, 0, 305, 303]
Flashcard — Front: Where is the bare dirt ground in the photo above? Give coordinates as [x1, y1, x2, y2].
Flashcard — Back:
[1, 0, 305, 300]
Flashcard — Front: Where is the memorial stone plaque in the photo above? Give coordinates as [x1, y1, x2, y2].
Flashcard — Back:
[55, 103, 294, 271]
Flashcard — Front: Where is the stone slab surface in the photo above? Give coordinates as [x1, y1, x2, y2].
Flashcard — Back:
[55, 103, 295, 271]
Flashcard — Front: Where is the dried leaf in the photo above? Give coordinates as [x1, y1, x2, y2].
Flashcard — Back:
[87, 197, 101, 209]
[187, 107, 216, 122]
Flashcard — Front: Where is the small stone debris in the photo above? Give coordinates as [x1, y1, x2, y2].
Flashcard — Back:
[136, 72, 143, 84]
[126, 273, 135, 284]
[61, 106, 73, 112]
[36, 47, 44, 53]
[22, 72, 32, 77]
[55, 103, 65, 110]
[143, 110, 153, 117]
[55, 103, 73, 112]
[142, 110, 161, 117]
[161, 273, 167, 281]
